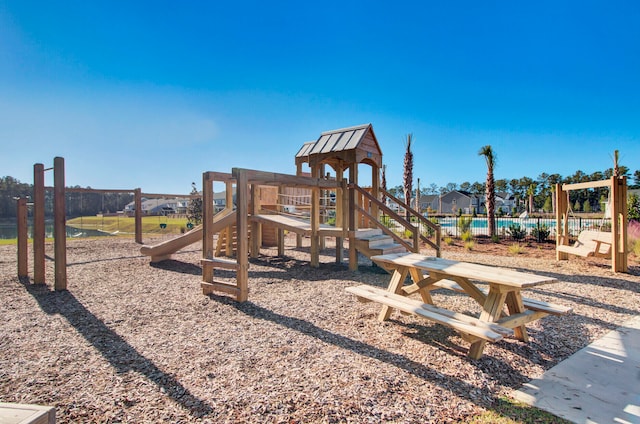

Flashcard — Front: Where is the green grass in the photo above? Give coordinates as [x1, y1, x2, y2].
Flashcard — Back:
[462, 397, 572, 423]
[67, 216, 194, 235]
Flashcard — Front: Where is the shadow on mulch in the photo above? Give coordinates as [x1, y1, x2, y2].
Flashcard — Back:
[150, 259, 202, 276]
[207, 293, 530, 411]
[20, 281, 214, 418]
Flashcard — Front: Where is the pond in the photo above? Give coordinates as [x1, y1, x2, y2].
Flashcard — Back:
[0, 220, 114, 239]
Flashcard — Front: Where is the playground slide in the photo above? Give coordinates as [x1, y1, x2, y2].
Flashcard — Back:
[140, 209, 236, 262]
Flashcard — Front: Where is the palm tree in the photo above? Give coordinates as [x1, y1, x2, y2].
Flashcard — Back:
[478, 145, 496, 238]
[381, 164, 387, 205]
[403, 134, 414, 221]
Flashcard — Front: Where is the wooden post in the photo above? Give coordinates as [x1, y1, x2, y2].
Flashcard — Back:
[371, 164, 379, 228]
[348, 163, 358, 271]
[17, 197, 28, 280]
[53, 157, 67, 291]
[310, 165, 320, 268]
[235, 169, 249, 302]
[277, 185, 285, 256]
[33, 163, 45, 284]
[311, 186, 320, 268]
[225, 181, 233, 256]
[335, 168, 344, 263]
[620, 176, 628, 273]
[611, 176, 628, 272]
[134, 188, 142, 244]
[202, 173, 214, 259]
[250, 184, 261, 258]
[555, 183, 568, 261]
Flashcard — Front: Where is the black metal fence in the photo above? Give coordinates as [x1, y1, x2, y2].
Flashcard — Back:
[432, 217, 610, 242]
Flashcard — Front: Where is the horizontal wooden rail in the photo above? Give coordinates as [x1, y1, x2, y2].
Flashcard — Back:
[354, 204, 415, 252]
[380, 188, 441, 255]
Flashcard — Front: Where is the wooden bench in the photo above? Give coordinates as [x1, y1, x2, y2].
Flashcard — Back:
[346, 285, 513, 342]
[429, 280, 572, 316]
[557, 230, 612, 258]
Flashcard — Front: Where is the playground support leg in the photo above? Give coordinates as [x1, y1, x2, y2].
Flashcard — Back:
[17, 197, 28, 280]
[53, 156, 67, 291]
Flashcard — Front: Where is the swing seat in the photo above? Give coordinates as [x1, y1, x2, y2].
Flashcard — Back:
[557, 230, 612, 258]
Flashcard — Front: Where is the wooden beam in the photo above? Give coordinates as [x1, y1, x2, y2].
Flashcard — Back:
[140, 192, 201, 199]
[232, 167, 340, 189]
[64, 187, 136, 194]
[203, 171, 235, 183]
[562, 179, 612, 191]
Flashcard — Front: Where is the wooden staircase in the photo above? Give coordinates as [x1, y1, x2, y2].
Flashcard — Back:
[353, 228, 408, 258]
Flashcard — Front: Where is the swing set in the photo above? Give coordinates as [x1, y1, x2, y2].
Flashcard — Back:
[555, 175, 628, 272]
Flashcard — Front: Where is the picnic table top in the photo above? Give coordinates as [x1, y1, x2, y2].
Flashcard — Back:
[370, 252, 558, 289]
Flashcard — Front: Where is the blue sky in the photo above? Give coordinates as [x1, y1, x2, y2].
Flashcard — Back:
[1, 1, 638, 194]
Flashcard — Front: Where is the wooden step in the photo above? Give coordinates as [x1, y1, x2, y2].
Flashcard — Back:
[360, 233, 395, 248]
[202, 281, 240, 296]
[201, 257, 239, 270]
[371, 243, 407, 255]
[354, 228, 383, 238]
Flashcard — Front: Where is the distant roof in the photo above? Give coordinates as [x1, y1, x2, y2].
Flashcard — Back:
[295, 123, 382, 170]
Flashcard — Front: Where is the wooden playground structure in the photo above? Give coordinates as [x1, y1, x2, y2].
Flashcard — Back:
[555, 176, 628, 272]
[195, 124, 441, 302]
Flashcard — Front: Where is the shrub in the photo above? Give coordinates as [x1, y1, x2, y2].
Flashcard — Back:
[507, 223, 526, 240]
[531, 224, 550, 242]
[461, 230, 473, 242]
[508, 243, 526, 255]
[380, 215, 392, 228]
[629, 194, 640, 220]
[629, 237, 640, 256]
[491, 234, 500, 243]
[464, 241, 474, 250]
[457, 216, 473, 233]
[444, 236, 454, 245]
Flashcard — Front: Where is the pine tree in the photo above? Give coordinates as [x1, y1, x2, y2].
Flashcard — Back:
[403, 134, 414, 221]
[381, 164, 387, 205]
[186, 182, 203, 225]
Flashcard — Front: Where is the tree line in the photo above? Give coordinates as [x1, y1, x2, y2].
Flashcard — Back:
[387, 168, 640, 214]
[1, 166, 639, 219]
[0, 176, 133, 219]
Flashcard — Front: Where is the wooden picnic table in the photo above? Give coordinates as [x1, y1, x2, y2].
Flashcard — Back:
[347, 252, 571, 359]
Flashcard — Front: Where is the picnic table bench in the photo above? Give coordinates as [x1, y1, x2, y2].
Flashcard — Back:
[346, 252, 572, 359]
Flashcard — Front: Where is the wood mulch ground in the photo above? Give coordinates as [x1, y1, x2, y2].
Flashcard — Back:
[1, 235, 639, 423]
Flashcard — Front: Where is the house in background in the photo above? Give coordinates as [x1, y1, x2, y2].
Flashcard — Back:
[438, 190, 481, 215]
[213, 189, 236, 211]
[123, 198, 190, 216]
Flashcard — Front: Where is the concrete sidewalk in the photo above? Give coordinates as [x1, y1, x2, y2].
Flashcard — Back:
[514, 316, 640, 424]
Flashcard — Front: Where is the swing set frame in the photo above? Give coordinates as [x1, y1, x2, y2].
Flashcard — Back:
[555, 176, 628, 272]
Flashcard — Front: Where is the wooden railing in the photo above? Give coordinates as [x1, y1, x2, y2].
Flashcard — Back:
[350, 185, 441, 256]
[381, 188, 441, 256]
